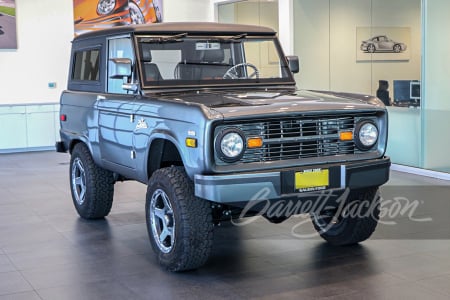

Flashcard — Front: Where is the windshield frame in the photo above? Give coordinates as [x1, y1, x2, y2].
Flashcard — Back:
[133, 34, 296, 90]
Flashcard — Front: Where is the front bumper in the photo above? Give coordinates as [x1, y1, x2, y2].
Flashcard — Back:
[195, 157, 390, 203]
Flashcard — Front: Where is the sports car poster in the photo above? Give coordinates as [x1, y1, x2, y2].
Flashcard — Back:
[73, 0, 163, 36]
[0, 0, 17, 49]
[356, 27, 410, 61]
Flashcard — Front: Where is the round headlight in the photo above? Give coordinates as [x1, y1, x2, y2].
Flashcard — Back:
[216, 129, 245, 162]
[97, 0, 116, 15]
[355, 121, 378, 150]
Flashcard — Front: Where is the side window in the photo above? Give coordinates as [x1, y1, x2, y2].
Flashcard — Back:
[72, 49, 100, 81]
[108, 37, 134, 94]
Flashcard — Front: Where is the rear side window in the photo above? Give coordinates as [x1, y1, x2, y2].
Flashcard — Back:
[72, 49, 100, 81]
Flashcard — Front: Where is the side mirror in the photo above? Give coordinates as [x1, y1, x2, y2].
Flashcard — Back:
[286, 56, 300, 74]
[109, 58, 138, 92]
[109, 58, 132, 78]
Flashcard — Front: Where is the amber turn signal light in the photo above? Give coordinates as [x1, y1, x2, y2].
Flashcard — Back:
[339, 131, 353, 141]
[247, 137, 263, 148]
[185, 138, 197, 148]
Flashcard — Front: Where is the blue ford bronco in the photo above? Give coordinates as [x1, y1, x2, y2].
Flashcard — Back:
[56, 22, 390, 271]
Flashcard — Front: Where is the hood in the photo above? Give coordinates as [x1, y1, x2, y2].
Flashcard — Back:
[153, 89, 385, 119]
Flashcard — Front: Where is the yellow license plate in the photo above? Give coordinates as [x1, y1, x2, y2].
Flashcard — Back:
[295, 169, 329, 191]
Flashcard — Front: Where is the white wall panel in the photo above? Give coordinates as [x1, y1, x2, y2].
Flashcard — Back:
[293, 0, 330, 90]
[0, 0, 74, 105]
[0, 105, 27, 149]
[0, 104, 59, 152]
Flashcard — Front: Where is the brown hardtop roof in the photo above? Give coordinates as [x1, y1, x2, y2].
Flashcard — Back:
[74, 22, 277, 41]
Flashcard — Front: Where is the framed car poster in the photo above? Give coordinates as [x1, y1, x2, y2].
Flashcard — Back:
[0, 0, 17, 49]
[73, 0, 163, 36]
[356, 27, 411, 61]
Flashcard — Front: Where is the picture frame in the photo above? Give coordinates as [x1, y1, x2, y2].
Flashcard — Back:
[73, 0, 163, 36]
[0, 0, 17, 49]
[356, 27, 411, 62]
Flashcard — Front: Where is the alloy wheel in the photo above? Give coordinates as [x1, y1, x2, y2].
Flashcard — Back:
[71, 157, 87, 205]
[150, 189, 175, 253]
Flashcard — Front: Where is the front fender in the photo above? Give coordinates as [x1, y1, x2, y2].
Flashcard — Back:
[134, 129, 204, 183]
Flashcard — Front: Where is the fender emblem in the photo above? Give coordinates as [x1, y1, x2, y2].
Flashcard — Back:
[136, 118, 148, 130]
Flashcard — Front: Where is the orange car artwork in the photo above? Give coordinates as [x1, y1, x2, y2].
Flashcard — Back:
[73, 0, 162, 35]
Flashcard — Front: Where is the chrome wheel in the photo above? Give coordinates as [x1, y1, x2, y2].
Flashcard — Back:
[129, 2, 145, 24]
[150, 189, 175, 253]
[393, 44, 401, 53]
[97, 0, 116, 15]
[71, 157, 86, 206]
[367, 44, 375, 53]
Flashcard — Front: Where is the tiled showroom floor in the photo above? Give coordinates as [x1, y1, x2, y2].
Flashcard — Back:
[1, 151, 450, 299]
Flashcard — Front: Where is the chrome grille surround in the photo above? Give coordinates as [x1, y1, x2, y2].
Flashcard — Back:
[215, 113, 379, 164]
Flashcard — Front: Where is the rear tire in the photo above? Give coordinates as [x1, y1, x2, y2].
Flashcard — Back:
[69, 143, 114, 219]
[146, 166, 214, 272]
[393, 44, 402, 53]
[311, 187, 380, 246]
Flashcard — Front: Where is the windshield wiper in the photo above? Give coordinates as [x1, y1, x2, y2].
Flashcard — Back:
[223, 33, 247, 41]
[139, 33, 188, 43]
[159, 33, 188, 42]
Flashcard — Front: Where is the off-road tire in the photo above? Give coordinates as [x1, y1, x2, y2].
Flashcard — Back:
[311, 187, 380, 246]
[146, 166, 214, 272]
[69, 143, 114, 219]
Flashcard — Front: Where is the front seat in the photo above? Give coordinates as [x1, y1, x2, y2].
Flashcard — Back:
[199, 49, 230, 79]
[142, 49, 163, 82]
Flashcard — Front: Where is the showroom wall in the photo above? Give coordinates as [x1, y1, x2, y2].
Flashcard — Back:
[218, 1, 279, 33]
[422, 0, 450, 172]
[214, 0, 293, 55]
[0, 0, 212, 152]
[293, 0, 421, 95]
[293, 0, 423, 168]
[0, 0, 74, 105]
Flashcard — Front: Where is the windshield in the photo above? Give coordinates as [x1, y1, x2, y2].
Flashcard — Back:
[136, 35, 294, 88]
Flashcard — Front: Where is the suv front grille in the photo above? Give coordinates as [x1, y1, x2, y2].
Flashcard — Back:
[216, 113, 377, 164]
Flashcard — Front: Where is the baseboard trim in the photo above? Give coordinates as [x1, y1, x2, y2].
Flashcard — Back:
[0, 146, 55, 154]
[391, 164, 450, 181]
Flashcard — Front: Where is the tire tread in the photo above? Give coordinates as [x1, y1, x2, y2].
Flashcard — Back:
[70, 143, 114, 219]
[146, 166, 213, 272]
[313, 187, 380, 246]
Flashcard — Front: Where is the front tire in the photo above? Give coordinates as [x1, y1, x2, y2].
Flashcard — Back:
[70, 143, 114, 219]
[146, 167, 214, 272]
[311, 187, 380, 246]
[367, 44, 376, 53]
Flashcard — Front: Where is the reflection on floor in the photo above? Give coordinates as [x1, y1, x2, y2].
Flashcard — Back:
[1, 151, 450, 299]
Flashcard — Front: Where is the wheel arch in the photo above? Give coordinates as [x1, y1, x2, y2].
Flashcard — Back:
[68, 138, 91, 155]
[146, 137, 185, 180]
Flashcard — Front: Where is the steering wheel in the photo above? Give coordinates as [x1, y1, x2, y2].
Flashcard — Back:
[223, 63, 260, 79]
